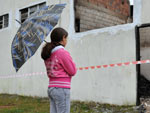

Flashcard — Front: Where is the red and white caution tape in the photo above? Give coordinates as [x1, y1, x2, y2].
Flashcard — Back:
[0, 72, 47, 79]
[77, 60, 150, 70]
[0, 60, 150, 78]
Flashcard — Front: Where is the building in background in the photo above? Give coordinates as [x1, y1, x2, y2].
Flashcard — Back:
[74, 0, 133, 32]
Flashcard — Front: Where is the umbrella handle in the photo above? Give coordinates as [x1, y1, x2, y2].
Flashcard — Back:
[15, 19, 22, 25]
[43, 40, 48, 43]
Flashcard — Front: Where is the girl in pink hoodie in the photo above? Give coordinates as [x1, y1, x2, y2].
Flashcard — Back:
[41, 27, 77, 113]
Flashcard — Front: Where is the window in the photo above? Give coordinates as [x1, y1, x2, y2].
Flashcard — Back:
[20, 2, 46, 23]
[0, 14, 9, 29]
[130, 5, 133, 18]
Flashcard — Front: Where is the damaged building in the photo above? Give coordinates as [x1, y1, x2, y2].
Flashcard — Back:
[74, 0, 133, 32]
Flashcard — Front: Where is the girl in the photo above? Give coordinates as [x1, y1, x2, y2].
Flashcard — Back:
[41, 27, 77, 113]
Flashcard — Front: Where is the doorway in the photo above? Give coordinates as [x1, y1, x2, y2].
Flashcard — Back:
[136, 23, 150, 105]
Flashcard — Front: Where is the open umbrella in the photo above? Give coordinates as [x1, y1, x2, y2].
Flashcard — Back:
[11, 4, 66, 72]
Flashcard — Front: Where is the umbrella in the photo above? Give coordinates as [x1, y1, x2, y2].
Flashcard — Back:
[11, 4, 66, 72]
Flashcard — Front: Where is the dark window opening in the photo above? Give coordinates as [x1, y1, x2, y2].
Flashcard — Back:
[75, 18, 80, 32]
[20, 2, 46, 23]
[130, 5, 133, 18]
[0, 16, 3, 29]
[0, 14, 9, 29]
[20, 8, 28, 23]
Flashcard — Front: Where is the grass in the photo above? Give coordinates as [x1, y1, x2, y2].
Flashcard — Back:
[0, 94, 138, 113]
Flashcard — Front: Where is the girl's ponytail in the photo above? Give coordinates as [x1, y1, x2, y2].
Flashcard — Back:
[41, 42, 62, 60]
[41, 42, 52, 60]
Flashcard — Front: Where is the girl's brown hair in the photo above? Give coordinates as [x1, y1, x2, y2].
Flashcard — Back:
[41, 27, 68, 60]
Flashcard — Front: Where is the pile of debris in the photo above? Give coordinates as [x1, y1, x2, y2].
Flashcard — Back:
[138, 75, 150, 113]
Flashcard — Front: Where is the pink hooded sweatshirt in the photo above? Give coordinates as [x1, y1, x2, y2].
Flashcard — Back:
[44, 45, 77, 88]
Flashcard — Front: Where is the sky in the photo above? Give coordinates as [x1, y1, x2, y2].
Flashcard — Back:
[129, 0, 133, 5]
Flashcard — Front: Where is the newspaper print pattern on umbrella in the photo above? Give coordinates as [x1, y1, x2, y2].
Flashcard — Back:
[11, 4, 66, 72]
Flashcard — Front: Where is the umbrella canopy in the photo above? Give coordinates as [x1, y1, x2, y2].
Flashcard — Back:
[11, 4, 66, 72]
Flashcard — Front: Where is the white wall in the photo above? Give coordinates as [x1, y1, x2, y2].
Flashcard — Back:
[141, 0, 150, 24]
[0, 0, 144, 105]
[69, 28, 137, 105]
